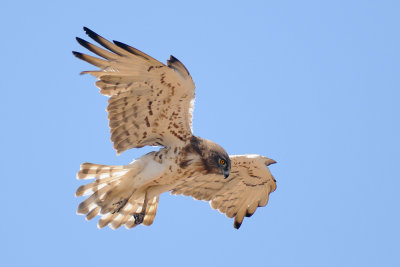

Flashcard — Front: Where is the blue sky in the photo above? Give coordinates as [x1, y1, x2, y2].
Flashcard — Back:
[2, 1, 399, 266]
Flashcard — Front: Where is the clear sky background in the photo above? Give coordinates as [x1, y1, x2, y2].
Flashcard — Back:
[1, 1, 399, 266]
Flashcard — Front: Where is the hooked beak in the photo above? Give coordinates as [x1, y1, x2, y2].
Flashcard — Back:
[223, 169, 230, 179]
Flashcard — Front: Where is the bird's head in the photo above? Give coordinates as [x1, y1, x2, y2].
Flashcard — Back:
[202, 139, 231, 179]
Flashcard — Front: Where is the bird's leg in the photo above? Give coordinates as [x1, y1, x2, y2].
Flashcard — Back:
[133, 192, 148, 225]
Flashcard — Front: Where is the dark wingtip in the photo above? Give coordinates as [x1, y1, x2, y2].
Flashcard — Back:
[72, 51, 83, 58]
[245, 211, 255, 218]
[83, 26, 91, 34]
[83, 27, 99, 40]
[72, 52, 89, 75]
[169, 55, 178, 63]
[167, 55, 191, 76]
[234, 221, 242, 229]
[76, 37, 97, 53]
[113, 40, 130, 51]
[76, 37, 87, 46]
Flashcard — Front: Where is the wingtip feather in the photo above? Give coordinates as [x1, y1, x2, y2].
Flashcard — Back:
[83, 26, 94, 36]
[75, 185, 84, 197]
[77, 202, 89, 215]
[72, 51, 82, 58]
[75, 37, 85, 45]
[234, 220, 242, 229]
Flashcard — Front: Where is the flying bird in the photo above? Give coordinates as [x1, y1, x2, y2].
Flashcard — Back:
[73, 27, 277, 229]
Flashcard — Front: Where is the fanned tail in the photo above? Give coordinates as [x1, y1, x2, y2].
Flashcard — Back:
[76, 162, 159, 229]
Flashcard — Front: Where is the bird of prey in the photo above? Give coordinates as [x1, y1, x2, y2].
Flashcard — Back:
[73, 27, 277, 230]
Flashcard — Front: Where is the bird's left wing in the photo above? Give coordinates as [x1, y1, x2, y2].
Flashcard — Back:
[73, 27, 195, 154]
[170, 155, 277, 229]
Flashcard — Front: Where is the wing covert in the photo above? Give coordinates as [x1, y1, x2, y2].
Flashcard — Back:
[170, 155, 277, 229]
[73, 27, 196, 154]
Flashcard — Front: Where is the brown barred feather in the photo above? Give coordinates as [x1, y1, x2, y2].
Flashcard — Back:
[73, 28, 277, 230]
[73, 27, 195, 154]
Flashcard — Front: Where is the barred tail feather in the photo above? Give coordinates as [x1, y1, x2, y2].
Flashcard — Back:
[76, 162, 160, 229]
[86, 206, 100, 221]
[77, 163, 127, 180]
[142, 196, 159, 226]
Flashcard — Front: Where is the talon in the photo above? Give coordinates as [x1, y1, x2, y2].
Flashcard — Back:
[133, 213, 145, 224]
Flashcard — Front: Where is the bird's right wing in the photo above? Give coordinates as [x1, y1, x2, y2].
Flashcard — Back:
[170, 155, 277, 229]
[73, 27, 196, 154]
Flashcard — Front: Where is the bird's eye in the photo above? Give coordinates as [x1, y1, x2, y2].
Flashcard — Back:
[219, 159, 225, 165]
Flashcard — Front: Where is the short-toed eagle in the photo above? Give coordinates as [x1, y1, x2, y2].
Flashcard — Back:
[73, 27, 277, 229]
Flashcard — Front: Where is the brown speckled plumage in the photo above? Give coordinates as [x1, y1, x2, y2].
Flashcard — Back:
[73, 27, 276, 230]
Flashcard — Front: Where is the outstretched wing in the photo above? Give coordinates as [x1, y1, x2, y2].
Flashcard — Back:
[73, 27, 195, 154]
[170, 155, 277, 229]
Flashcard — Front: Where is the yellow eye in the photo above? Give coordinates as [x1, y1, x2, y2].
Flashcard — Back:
[220, 159, 225, 165]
